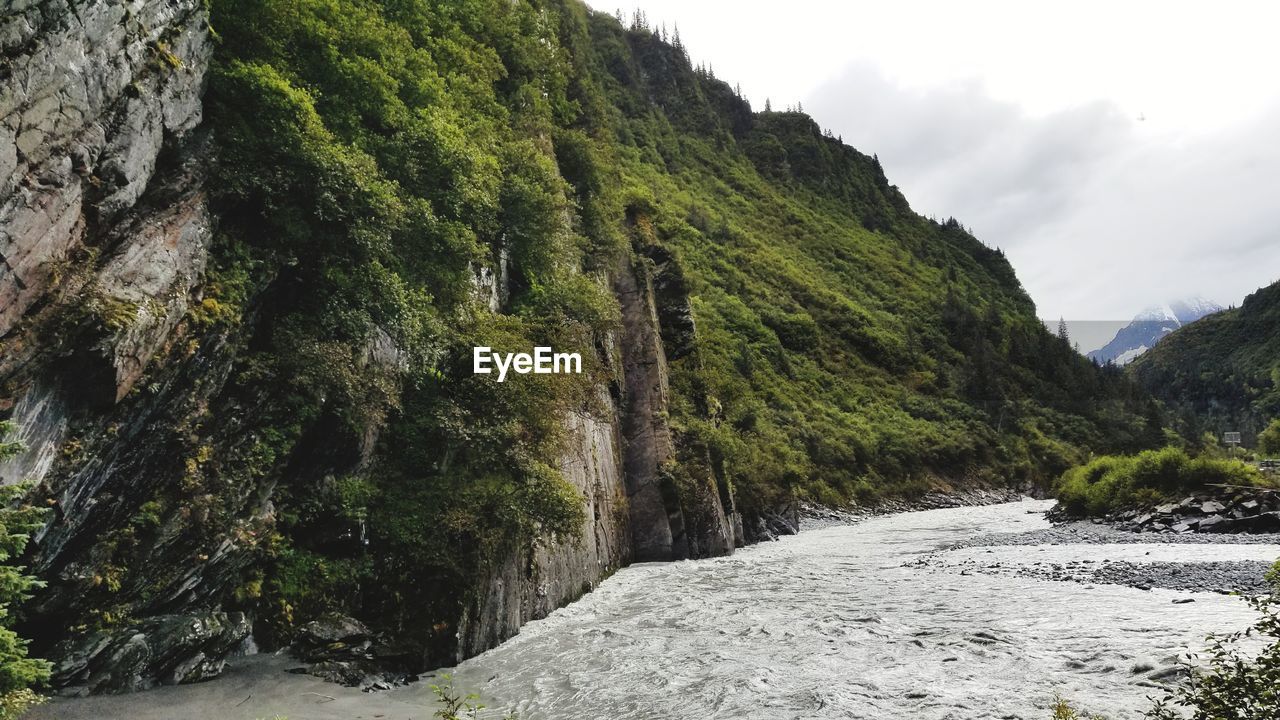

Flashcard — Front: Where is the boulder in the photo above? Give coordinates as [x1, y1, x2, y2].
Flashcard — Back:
[1200, 501, 1226, 514]
[50, 610, 250, 694]
[288, 613, 419, 691]
[1221, 512, 1280, 534]
[291, 613, 373, 663]
[1197, 515, 1227, 532]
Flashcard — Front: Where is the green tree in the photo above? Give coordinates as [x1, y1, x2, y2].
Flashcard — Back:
[1259, 419, 1280, 456]
[0, 422, 50, 718]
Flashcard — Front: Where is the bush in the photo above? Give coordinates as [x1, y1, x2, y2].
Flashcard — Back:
[1056, 446, 1265, 516]
[1259, 419, 1280, 457]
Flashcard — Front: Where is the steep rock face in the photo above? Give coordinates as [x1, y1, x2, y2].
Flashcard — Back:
[0, 0, 757, 695]
[0, 0, 236, 695]
[614, 233, 737, 562]
[454, 230, 743, 658]
[457, 402, 631, 659]
[613, 248, 681, 560]
[0, 0, 211, 335]
[0, 0, 212, 484]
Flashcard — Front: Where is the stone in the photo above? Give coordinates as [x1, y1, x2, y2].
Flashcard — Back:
[1222, 512, 1280, 534]
[1197, 515, 1227, 532]
[292, 613, 374, 663]
[1200, 501, 1226, 514]
[49, 611, 250, 694]
[0, 0, 211, 335]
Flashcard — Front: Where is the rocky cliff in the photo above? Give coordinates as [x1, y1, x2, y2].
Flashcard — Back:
[0, 0, 248, 694]
[0, 0, 745, 694]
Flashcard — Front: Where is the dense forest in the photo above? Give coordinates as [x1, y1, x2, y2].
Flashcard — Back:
[0, 0, 1168, 692]
[1129, 280, 1280, 445]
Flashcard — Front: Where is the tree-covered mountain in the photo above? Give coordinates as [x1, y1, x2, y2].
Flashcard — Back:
[1130, 281, 1280, 444]
[0, 0, 1160, 691]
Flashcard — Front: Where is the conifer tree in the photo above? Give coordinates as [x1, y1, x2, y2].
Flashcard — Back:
[0, 423, 51, 717]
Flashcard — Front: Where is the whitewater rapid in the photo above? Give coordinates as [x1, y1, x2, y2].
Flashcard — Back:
[32, 500, 1278, 720]
[444, 499, 1273, 719]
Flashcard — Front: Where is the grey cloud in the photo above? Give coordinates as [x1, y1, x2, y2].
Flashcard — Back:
[806, 64, 1280, 321]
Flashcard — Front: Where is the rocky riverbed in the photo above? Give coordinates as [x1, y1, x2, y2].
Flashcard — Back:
[933, 504, 1280, 595]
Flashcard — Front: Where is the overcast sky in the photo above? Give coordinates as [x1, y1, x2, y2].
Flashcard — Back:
[593, 0, 1280, 331]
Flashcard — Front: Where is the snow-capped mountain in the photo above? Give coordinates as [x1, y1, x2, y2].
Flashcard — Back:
[1087, 297, 1224, 365]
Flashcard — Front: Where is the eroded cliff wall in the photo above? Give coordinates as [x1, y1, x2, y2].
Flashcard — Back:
[0, 0, 746, 694]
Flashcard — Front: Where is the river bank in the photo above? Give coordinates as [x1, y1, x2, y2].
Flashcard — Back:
[938, 518, 1280, 594]
[30, 499, 1279, 720]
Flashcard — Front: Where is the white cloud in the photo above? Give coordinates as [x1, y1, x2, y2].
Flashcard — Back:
[597, 1, 1280, 320]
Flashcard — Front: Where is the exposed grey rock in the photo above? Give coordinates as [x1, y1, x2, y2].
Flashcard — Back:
[90, 186, 211, 401]
[0, 379, 68, 485]
[288, 613, 420, 691]
[0, 0, 211, 334]
[50, 611, 251, 694]
[292, 613, 373, 663]
[458, 394, 631, 659]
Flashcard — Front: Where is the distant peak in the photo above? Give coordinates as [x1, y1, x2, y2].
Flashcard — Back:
[1088, 296, 1223, 365]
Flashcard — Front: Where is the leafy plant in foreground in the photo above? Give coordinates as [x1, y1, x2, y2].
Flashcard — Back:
[431, 674, 516, 720]
[1147, 595, 1280, 719]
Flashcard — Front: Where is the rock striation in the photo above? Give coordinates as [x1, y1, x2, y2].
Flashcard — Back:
[0, 0, 770, 695]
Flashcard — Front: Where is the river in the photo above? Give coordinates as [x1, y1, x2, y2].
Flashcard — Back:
[32, 500, 1279, 720]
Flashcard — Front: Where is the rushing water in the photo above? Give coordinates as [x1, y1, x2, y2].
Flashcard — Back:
[32, 500, 1280, 720]
[443, 500, 1275, 720]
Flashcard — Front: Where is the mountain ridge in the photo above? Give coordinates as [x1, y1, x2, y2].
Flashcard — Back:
[1130, 282, 1280, 443]
[1088, 297, 1223, 365]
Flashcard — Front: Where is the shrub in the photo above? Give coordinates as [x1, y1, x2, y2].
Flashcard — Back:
[1259, 419, 1280, 457]
[1056, 446, 1265, 516]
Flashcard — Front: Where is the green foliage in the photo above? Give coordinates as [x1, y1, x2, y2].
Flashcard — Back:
[1051, 695, 1107, 720]
[1056, 447, 1265, 516]
[0, 426, 51, 708]
[1131, 282, 1280, 444]
[0, 688, 45, 720]
[430, 674, 517, 720]
[207, 0, 608, 656]
[1148, 595, 1280, 720]
[1259, 419, 1280, 457]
